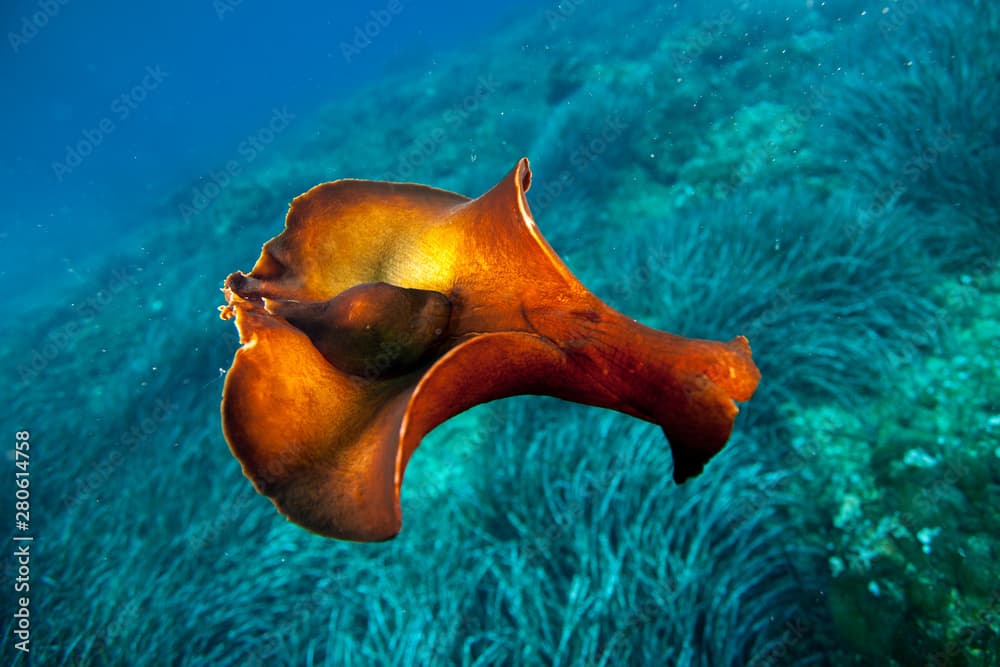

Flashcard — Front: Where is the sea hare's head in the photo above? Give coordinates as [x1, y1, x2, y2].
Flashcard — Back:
[226, 280, 453, 379]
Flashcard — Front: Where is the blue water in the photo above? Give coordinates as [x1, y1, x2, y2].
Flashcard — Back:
[3, 1, 998, 665]
[1, 0, 537, 311]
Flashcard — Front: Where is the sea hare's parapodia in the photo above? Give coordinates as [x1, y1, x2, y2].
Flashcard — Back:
[219, 158, 760, 542]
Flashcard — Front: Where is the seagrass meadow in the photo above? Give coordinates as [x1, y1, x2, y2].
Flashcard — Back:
[2, 1, 998, 665]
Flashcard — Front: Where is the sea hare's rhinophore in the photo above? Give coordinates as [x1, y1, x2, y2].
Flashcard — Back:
[219, 158, 760, 542]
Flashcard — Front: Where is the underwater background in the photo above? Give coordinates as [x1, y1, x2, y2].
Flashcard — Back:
[2, 0, 998, 664]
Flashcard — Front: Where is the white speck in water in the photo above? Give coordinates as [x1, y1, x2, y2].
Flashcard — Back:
[903, 448, 938, 468]
[917, 527, 940, 555]
[868, 581, 880, 597]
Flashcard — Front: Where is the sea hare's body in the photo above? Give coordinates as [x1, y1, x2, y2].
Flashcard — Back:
[220, 158, 760, 541]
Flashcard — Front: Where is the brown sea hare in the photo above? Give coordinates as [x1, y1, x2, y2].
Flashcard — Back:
[219, 158, 760, 542]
